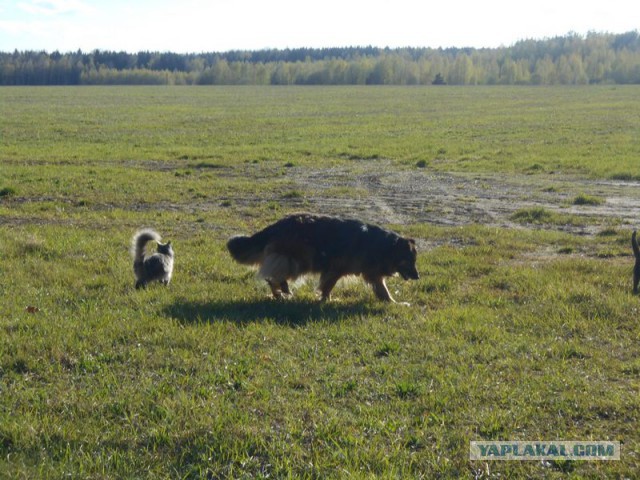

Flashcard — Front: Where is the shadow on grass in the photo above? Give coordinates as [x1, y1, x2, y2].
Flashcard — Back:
[165, 297, 385, 326]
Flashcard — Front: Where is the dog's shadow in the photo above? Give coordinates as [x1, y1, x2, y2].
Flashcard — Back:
[165, 297, 385, 326]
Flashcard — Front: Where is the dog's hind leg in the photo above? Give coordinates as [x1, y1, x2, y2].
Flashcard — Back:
[260, 253, 297, 299]
[265, 280, 291, 299]
[266, 280, 284, 299]
[633, 231, 640, 294]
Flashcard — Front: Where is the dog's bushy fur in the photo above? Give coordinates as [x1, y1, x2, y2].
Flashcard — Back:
[227, 213, 419, 302]
[633, 230, 640, 294]
[131, 229, 174, 289]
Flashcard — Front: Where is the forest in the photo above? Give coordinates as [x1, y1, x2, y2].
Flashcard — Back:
[1, 31, 639, 86]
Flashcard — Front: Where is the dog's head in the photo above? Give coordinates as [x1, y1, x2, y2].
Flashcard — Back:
[157, 241, 174, 258]
[393, 237, 419, 280]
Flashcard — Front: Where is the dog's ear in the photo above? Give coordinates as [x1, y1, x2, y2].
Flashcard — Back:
[404, 238, 417, 250]
[397, 237, 415, 244]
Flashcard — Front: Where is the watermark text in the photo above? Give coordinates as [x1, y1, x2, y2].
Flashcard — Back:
[470, 441, 620, 461]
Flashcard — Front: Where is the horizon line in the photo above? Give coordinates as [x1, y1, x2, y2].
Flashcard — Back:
[1, 29, 638, 56]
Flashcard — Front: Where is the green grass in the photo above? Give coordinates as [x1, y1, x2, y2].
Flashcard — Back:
[511, 206, 557, 224]
[510, 207, 590, 228]
[2, 85, 640, 177]
[1, 86, 639, 478]
[573, 193, 605, 206]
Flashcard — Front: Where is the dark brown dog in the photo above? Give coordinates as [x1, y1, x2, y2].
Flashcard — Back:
[633, 230, 640, 294]
[227, 213, 419, 302]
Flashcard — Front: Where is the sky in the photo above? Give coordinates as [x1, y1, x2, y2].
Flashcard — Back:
[0, 0, 638, 53]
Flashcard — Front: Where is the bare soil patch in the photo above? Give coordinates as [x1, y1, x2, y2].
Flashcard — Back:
[288, 163, 640, 234]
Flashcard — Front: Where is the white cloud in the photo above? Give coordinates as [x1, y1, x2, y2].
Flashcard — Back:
[0, 0, 638, 52]
[17, 0, 94, 16]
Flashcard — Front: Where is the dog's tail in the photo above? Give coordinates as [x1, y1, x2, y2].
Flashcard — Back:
[227, 231, 269, 265]
[131, 229, 162, 262]
[633, 230, 640, 259]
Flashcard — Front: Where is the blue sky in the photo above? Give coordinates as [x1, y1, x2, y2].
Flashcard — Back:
[0, 0, 637, 53]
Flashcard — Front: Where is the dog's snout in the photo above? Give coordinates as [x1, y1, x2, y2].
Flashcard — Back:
[400, 267, 420, 281]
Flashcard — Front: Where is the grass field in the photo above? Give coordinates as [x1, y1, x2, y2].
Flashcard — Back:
[1, 86, 639, 478]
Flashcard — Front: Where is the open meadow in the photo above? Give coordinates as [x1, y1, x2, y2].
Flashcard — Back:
[1, 85, 639, 478]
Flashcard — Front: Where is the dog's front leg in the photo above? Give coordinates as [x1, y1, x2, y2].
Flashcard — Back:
[369, 277, 395, 302]
[319, 272, 341, 301]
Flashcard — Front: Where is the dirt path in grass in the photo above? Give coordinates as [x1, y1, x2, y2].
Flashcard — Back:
[287, 163, 640, 234]
[3, 161, 639, 238]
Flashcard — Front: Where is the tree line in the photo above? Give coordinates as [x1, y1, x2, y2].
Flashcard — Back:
[1, 31, 639, 86]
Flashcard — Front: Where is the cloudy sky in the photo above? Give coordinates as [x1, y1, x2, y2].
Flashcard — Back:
[0, 0, 637, 53]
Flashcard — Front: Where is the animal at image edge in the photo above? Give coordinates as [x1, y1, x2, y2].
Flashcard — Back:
[633, 230, 640, 294]
[227, 213, 420, 303]
[131, 229, 174, 289]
